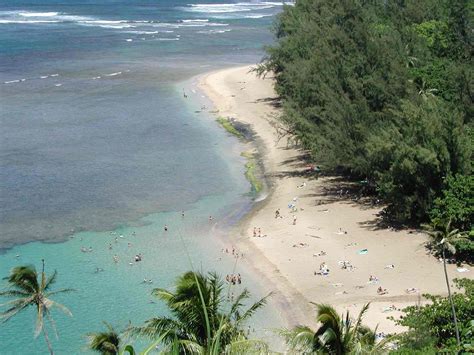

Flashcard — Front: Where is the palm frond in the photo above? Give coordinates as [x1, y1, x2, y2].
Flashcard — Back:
[0, 296, 34, 308]
[44, 298, 73, 317]
[5, 265, 39, 293]
[44, 270, 57, 291]
[235, 292, 272, 325]
[45, 287, 76, 297]
[44, 306, 59, 339]
[174, 339, 204, 354]
[34, 303, 45, 338]
[224, 337, 269, 355]
[229, 289, 250, 320]
[278, 325, 316, 352]
[131, 317, 181, 341]
[0, 290, 31, 298]
[353, 303, 370, 334]
[0, 298, 32, 322]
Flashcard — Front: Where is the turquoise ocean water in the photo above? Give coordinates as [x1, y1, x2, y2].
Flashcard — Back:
[0, 1, 289, 353]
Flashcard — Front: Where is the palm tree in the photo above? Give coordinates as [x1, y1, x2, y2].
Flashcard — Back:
[0, 260, 74, 355]
[88, 322, 121, 355]
[416, 79, 438, 100]
[425, 220, 467, 348]
[132, 271, 270, 354]
[281, 303, 389, 354]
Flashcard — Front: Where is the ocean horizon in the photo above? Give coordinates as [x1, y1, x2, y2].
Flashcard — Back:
[0, 0, 288, 352]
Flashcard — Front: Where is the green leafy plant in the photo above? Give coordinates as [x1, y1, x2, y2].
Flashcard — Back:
[280, 303, 390, 354]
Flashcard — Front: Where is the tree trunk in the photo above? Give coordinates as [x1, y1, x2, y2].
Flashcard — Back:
[43, 326, 54, 355]
[442, 247, 461, 348]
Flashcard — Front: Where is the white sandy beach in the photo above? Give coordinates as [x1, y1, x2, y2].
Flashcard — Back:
[199, 65, 473, 333]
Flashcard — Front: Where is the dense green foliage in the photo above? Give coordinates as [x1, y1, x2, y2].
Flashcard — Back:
[261, 0, 473, 223]
[430, 174, 474, 230]
[393, 278, 474, 353]
[428, 174, 474, 262]
[281, 303, 389, 354]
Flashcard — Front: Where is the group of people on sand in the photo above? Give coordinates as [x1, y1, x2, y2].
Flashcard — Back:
[252, 227, 265, 238]
[221, 246, 244, 259]
[226, 273, 242, 285]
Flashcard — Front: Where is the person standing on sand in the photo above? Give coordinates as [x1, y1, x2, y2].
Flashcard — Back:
[164, 225, 168, 232]
[253, 227, 257, 237]
[293, 215, 297, 225]
[275, 209, 280, 218]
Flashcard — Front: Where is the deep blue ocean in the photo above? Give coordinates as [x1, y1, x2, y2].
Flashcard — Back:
[0, 1, 287, 353]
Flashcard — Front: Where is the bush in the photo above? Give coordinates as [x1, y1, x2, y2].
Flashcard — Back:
[393, 279, 474, 351]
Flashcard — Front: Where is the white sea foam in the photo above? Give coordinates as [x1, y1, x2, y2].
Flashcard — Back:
[181, 2, 275, 13]
[210, 12, 273, 19]
[197, 29, 231, 34]
[123, 30, 161, 35]
[54, 83, 62, 87]
[181, 19, 209, 22]
[150, 21, 227, 29]
[50, 74, 59, 77]
[243, 13, 273, 18]
[0, 10, 151, 29]
[0, 10, 93, 25]
[0, 20, 60, 24]
[40, 75, 48, 79]
[105, 72, 122, 76]
[4, 80, 20, 84]
[125, 39, 133, 42]
[18, 11, 59, 17]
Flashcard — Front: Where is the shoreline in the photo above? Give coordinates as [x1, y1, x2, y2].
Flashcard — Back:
[198, 65, 473, 333]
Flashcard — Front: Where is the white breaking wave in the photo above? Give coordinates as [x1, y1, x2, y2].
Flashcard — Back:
[0, 20, 60, 24]
[155, 37, 180, 41]
[0, 10, 93, 25]
[244, 13, 273, 18]
[18, 11, 59, 17]
[181, 2, 277, 13]
[150, 21, 228, 29]
[105, 72, 122, 76]
[197, 29, 232, 34]
[0, 10, 153, 29]
[122, 30, 164, 35]
[209, 12, 273, 19]
[181, 19, 209, 22]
